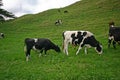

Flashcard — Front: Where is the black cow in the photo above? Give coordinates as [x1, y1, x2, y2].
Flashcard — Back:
[64, 10, 68, 13]
[24, 38, 61, 61]
[62, 31, 103, 55]
[108, 21, 120, 48]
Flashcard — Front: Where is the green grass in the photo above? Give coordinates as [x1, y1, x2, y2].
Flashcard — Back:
[0, 0, 120, 80]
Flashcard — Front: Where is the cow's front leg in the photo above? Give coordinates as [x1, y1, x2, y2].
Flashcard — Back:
[26, 49, 31, 61]
[76, 43, 84, 55]
[76, 46, 82, 55]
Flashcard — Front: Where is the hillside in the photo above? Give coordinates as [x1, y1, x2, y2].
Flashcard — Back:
[0, 0, 120, 80]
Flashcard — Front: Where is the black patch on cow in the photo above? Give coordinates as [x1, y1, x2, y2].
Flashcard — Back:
[83, 32, 87, 36]
[77, 32, 84, 44]
[83, 36, 99, 47]
[71, 33, 75, 38]
[77, 32, 81, 38]
[71, 33, 76, 45]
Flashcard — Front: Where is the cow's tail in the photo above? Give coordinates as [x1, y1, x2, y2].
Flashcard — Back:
[62, 31, 65, 50]
[62, 42, 64, 50]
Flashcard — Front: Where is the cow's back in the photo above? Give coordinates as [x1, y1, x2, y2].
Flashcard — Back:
[35, 38, 53, 49]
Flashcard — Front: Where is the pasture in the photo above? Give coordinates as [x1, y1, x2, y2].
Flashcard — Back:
[0, 0, 120, 80]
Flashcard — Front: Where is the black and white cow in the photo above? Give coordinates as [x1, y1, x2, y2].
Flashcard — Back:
[62, 31, 103, 55]
[55, 19, 62, 25]
[24, 38, 61, 61]
[108, 21, 120, 48]
[0, 33, 4, 38]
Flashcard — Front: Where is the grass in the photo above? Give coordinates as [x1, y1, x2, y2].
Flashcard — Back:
[0, 0, 120, 80]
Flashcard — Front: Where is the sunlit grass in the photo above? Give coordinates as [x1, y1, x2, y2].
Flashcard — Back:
[0, 0, 120, 80]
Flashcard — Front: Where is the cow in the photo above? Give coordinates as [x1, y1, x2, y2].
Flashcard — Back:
[62, 31, 103, 55]
[24, 38, 61, 61]
[55, 19, 62, 25]
[108, 21, 120, 48]
[64, 10, 68, 13]
[0, 33, 4, 38]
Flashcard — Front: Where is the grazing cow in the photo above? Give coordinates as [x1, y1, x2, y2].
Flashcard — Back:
[64, 10, 68, 13]
[108, 21, 120, 48]
[24, 38, 61, 61]
[55, 19, 62, 25]
[0, 33, 4, 38]
[62, 31, 103, 55]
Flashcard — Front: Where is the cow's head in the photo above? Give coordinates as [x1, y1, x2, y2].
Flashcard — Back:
[109, 21, 115, 27]
[95, 43, 103, 54]
[54, 45, 61, 53]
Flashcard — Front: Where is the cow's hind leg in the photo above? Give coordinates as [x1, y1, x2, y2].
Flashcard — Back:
[76, 46, 82, 55]
[113, 41, 116, 49]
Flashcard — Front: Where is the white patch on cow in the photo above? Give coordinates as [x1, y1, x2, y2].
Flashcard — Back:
[75, 39, 78, 42]
[33, 46, 37, 51]
[85, 31, 93, 37]
[109, 36, 114, 40]
[111, 25, 114, 27]
[34, 38, 38, 43]
[85, 44, 91, 48]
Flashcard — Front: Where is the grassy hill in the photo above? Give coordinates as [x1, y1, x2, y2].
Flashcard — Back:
[0, 0, 120, 80]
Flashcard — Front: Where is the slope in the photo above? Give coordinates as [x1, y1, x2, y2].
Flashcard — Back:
[0, 0, 120, 80]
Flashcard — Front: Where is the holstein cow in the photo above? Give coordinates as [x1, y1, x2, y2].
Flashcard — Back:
[55, 19, 62, 25]
[0, 33, 4, 38]
[62, 31, 103, 55]
[108, 21, 120, 48]
[24, 38, 61, 61]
